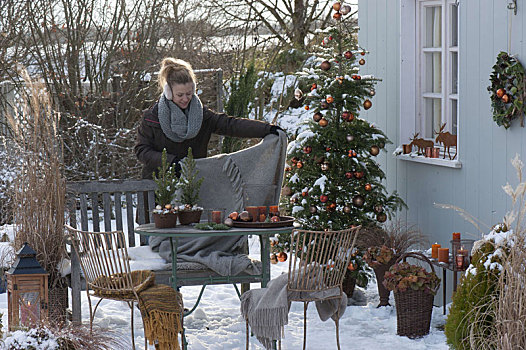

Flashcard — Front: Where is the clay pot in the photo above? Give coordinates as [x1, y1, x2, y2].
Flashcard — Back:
[374, 261, 396, 307]
[178, 210, 202, 225]
[153, 212, 178, 228]
[342, 270, 357, 298]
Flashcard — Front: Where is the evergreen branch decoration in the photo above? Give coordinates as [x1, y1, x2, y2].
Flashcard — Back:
[488, 51, 526, 128]
[153, 148, 178, 207]
[178, 147, 204, 208]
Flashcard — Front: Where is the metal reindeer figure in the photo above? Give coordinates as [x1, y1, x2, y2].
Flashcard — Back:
[435, 123, 457, 160]
[409, 133, 434, 155]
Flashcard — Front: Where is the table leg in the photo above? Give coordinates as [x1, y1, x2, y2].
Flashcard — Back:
[442, 268, 447, 315]
[170, 237, 178, 290]
[453, 270, 458, 292]
[260, 234, 271, 288]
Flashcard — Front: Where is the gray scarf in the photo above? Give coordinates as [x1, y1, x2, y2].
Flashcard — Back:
[158, 94, 203, 142]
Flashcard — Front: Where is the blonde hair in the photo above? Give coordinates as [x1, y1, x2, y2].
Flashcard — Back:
[158, 58, 197, 90]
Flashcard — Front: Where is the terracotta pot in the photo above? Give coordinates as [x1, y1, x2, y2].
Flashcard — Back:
[178, 209, 202, 225]
[342, 270, 357, 298]
[153, 212, 178, 229]
[374, 261, 395, 307]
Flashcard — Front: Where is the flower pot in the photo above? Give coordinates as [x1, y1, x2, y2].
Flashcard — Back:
[153, 212, 178, 229]
[342, 270, 357, 298]
[373, 261, 395, 307]
[178, 209, 202, 225]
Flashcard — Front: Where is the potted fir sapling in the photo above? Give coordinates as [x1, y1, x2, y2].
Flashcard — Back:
[343, 251, 373, 298]
[152, 149, 178, 228]
[177, 148, 204, 225]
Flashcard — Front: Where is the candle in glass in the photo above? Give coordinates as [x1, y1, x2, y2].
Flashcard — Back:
[452, 232, 461, 241]
[431, 243, 441, 259]
[258, 206, 267, 222]
[211, 211, 222, 224]
[438, 248, 449, 263]
[457, 247, 468, 269]
[269, 205, 279, 217]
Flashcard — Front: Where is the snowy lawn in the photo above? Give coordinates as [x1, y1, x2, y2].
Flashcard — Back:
[0, 233, 448, 349]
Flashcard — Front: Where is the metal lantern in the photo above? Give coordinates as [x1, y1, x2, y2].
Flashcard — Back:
[7, 243, 48, 330]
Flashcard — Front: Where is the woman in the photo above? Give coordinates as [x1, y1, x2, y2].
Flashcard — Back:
[135, 57, 281, 179]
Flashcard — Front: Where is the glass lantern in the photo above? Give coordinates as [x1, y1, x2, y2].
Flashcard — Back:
[7, 243, 48, 330]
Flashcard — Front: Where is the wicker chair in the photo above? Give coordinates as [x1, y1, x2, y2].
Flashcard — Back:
[65, 224, 156, 349]
[245, 226, 360, 350]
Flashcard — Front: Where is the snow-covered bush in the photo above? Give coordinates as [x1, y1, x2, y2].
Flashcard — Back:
[445, 224, 511, 350]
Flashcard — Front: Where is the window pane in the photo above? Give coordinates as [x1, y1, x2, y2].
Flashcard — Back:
[451, 4, 458, 47]
[451, 52, 458, 94]
[451, 99, 458, 135]
[424, 6, 442, 48]
[424, 98, 442, 138]
[425, 52, 442, 93]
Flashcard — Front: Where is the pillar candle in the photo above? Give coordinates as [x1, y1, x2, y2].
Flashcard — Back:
[438, 248, 449, 263]
[269, 205, 280, 216]
[245, 206, 259, 222]
[431, 243, 441, 259]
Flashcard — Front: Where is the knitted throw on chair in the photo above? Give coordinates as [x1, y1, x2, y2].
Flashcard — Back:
[240, 267, 347, 350]
[138, 284, 184, 350]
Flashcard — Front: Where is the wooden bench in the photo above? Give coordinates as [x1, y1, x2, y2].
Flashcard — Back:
[65, 179, 252, 324]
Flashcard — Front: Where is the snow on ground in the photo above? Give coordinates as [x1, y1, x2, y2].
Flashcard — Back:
[0, 233, 448, 349]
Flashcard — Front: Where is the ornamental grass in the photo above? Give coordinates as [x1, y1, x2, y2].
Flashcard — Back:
[6, 68, 67, 289]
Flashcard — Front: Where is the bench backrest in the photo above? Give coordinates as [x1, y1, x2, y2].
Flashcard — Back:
[66, 179, 157, 246]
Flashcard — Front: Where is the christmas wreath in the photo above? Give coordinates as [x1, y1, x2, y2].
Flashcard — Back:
[488, 51, 526, 128]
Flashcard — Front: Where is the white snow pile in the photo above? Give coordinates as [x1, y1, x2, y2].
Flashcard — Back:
[4, 328, 59, 350]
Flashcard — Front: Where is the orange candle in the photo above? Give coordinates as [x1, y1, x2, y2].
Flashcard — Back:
[245, 206, 259, 222]
[452, 232, 461, 240]
[211, 211, 222, 224]
[438, 248, 449, 263]
[269, 205, 280, 216]
[431, 243, 441, 259]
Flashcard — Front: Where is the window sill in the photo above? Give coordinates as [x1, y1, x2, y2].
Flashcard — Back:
[395, 153, 462, 169]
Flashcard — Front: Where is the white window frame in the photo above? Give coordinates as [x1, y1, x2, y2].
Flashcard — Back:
[400, 0, 460, 166]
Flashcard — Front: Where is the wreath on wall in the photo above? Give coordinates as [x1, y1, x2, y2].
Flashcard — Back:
[488, 52, 526, 129]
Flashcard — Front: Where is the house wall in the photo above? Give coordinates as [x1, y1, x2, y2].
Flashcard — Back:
[358, 0, 523, 302]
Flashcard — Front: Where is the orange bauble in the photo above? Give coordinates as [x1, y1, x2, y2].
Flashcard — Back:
[365, 184, 372, 191]
[363, 99, 372, 110]
[333, 12, 342, 20]
[326, 96, 334, 103]
[333, 2, 341, 11]
[319, 118, 328, 127]
[496, 88, 505, 98]
[304, 105, 310, 110]
[296, 161, 303, 169]
[502, 94, 510, 103]
[277, 252, 288, 262]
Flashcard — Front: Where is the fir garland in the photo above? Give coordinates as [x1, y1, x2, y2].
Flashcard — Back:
[488, 51, 526, 128]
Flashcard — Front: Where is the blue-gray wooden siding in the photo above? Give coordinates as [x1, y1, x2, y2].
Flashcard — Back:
[358, 0, 523, 303]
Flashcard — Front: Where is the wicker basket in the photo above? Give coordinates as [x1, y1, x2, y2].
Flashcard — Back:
[392, 252, 439, 338]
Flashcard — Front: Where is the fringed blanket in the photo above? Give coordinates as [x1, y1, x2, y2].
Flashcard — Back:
[138, 284, 184, 350]
[240, 269, 347, 350]
[149, 131, 288, 277]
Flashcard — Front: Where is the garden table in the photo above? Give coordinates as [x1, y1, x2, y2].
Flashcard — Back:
[136, 223, 292, 349]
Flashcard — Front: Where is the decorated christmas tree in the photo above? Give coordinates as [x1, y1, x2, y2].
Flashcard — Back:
[276, 2, 405, 251]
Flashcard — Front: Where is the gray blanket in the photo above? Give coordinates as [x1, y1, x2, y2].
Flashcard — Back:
[240, 267, 347, 350]
[149, 131, 287, 276]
